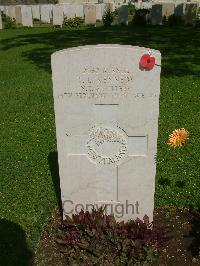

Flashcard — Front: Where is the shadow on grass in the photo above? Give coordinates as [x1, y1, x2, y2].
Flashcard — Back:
[48, 151, 62, 216]
[0, 219, 33, 266]
[158, 177, 171, 186]
[0, 25, 200, 77]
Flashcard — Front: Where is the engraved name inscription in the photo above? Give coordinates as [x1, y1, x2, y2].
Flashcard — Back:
[86, 126, 128, 165]
[57, 66, 140, 100]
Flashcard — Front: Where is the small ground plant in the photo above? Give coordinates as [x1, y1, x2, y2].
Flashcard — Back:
[131, 9, 149, 26]
[2, 13, 16, 29]
[103, 9, 115, 27]
[63, 17, 84, 28]
[56, 208, 160, 265]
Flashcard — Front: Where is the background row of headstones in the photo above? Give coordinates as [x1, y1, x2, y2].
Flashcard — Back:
[0, 3, 113, 27]
[0, 2, 199, 28]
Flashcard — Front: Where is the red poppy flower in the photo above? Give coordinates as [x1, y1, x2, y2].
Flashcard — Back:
[139, 54, 155, 70]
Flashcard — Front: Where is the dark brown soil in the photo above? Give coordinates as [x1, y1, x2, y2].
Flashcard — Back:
[34, 207, 200, 266]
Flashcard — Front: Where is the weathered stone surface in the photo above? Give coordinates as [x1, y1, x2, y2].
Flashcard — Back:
[40, 4, 51, 23]
[53, 5, 64, 26]
[21, 6, 33, 26]
[51, 45, 161, 222]
[96, 3, 110, 21]
[63, 4, 83, 19]
[84, 4, 96, 25]
[31, 5, 40, 20]
[15, 5, 33, 26]
[8, 5, 16, 19]
[162, 2, 175, 18]
[15, 6, 22, 24]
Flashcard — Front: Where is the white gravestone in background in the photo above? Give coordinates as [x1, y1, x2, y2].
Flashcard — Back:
[84, 5, 96, 25]
[53, 5, 64, 26]
[4, 6, 9, 17]
[74, 4, 84, 18]
[31, 5, 41, 20]
[8, 6, 16, 20]
[0, 11, 2, 29]
[96, 4, 103, 21]
[15, 6, 33, 27]
[41, 5, 51, 23]
[162, 3, 175, 18]
[15, 6, 22, 24]
[96, 3, 109, 21]
[63, 4, 75, 19]
[21, 6, 33, 27]
[52, 45, 161, 222]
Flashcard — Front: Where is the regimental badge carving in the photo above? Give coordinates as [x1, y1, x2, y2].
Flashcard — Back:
[86, 126, 128, 165]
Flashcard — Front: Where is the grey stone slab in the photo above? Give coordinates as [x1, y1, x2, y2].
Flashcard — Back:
[151, 4, 162, 25]
[118, 5, 128, 26]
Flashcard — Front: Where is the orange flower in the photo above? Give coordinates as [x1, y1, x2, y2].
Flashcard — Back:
[168, 128, 189, 148]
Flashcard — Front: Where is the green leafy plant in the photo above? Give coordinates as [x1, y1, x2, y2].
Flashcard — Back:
[63, 17, 84, 28]
[2, 13, 16, 29]
[131, 9, 149, 26]
[103, 9, 115, 27]
[56, 208, 160, 265]
[128, 3, 136, 16]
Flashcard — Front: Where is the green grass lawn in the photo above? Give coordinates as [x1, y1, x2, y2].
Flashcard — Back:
[0, 25, 200, 264]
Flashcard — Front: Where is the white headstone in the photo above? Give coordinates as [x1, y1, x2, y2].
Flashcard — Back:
[84, 5, 96, 25]
[5, 6, 9, 17]
[53, 5, 64, 26]
[40, 5, 51, 23]
[162, 3, 175, 18]
[31, 5, 40, 20]
[0, 6, 5, 13]
[96, 3, 109, 21]
[118, 5, 128, 26]
[96, 4, 103, 21]
[21, 6, 33, 27]
[51, 45, 161, 222]
[63, 4, 75, 19]
[74, 4, 84, 18]
[15, 6, 22, 24]
[8, 6, 16, 20]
